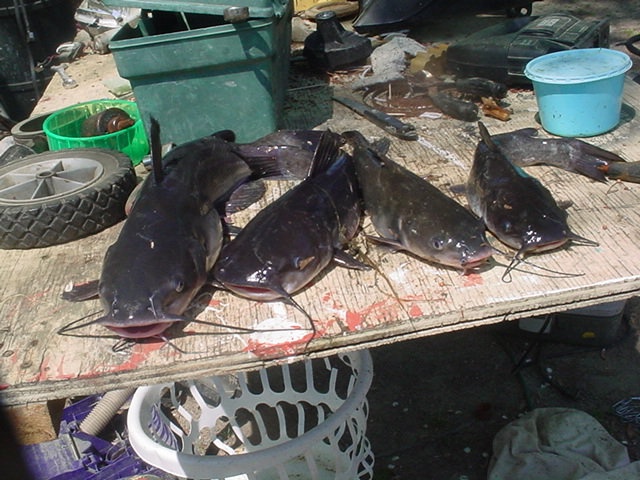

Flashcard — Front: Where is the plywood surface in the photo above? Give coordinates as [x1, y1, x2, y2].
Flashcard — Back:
[2, 54, 640, 406]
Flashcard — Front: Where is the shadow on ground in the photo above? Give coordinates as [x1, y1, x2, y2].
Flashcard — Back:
[367, 299, 640, 479]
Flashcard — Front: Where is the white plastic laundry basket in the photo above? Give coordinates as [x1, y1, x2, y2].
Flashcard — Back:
[127, 350, 374, 480]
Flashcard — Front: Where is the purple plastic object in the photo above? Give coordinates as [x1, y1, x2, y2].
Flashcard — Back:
[20, 395, 174, 480]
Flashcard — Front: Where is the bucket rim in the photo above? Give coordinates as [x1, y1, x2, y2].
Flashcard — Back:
[524, 48, 632, 85]
[43, 99, 142, 141]
[126, 349, 374, 478]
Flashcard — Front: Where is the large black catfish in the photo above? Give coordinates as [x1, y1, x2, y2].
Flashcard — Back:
[213, 131, 367, 320]
[467, 122, 596, 263]
[96, 120, 280, 339]
[490, 127, 626, 182]
[344, 130, 493, 272]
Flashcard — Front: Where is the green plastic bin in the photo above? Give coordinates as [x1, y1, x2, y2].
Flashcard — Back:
[107, 0, 292, 145]
[43, 99, 150, 165]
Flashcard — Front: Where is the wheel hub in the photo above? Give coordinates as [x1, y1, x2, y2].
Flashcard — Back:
[0, 156, 104, 204]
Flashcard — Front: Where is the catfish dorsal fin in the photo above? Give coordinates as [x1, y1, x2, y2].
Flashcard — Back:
[150, 117, 164, 185]
[477, 121, 498, 152]
[306, 130, 341, 178]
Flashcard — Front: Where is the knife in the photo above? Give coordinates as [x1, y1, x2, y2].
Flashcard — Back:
[333, 95, 419, 141]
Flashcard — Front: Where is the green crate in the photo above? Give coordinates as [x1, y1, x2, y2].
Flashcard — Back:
[108, 0, 292, 145]
[43, 99, 150, 165]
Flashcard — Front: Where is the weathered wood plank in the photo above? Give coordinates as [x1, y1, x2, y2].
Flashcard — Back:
[2, 56, 640, 406]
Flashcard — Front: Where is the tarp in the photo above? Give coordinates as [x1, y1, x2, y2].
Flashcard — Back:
[488, 408, 640, 480]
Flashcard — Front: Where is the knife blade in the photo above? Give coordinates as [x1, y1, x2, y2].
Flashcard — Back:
[333, 95, 418, 141]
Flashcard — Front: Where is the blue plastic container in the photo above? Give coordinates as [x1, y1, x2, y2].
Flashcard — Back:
[524, 48, 632, 137]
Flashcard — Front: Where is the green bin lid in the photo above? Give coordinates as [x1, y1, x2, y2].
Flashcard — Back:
[102, 0, 288, 18]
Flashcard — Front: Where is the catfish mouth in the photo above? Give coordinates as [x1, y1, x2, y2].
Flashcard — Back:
[224, 283, 283, 302]
[98, 316, 180, 339]
[461, 256, 491, 271]
[524, 238, 569, 254]
[457, 243, 494, 271]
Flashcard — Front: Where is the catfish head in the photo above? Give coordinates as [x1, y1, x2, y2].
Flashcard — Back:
[97, 215, 220, 339]
[213, 211, 334, 302]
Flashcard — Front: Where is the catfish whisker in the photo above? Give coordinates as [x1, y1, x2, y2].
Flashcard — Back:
[187, 317, 303, 334]
[159, 335, 193, 354]
[494, 254, 585, 283]
[568, 233, 599, 247]
[514, 255, 586, 279]
[57, 310, 107, 335]
[149, 295, 159, 319]
[112, 337, 137, 353]
[280, 296, 317, 352]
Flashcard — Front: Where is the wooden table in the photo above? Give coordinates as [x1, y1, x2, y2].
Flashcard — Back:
[2, 52, 640, 407]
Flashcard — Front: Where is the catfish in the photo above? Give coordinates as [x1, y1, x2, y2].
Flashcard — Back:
[65, 119, 282, 339]
[467, 122, 597, 266]
[343, 130, 493, 272]
[491, 127, 626, 182]
[213, 130, 367, 324]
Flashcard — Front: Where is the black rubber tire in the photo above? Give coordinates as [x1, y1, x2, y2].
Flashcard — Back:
[0, 148, 137, 249]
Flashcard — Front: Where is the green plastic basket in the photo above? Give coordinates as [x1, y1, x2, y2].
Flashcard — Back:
[43, 99, 149, 165]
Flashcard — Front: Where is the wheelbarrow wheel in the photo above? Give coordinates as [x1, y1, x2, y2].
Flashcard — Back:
[0, 148, 137, 249]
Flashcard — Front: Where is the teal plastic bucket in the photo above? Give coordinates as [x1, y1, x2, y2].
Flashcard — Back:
[524, 49, 632, 137]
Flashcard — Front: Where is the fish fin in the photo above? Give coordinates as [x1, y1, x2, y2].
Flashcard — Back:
[306, 130, 342, 178]
[333, 250, 371, 270]
[342, 130, 387, 168]
[212, 130, 236, 142]
[477, 122, 497, 151]
[504, 127, 539, 138]
[124, 180, 144, 215]
[61, 279, 100, 302]
[206, 277, 227, 290]
[566, 140, 626, 182]
[149, 117, 164, 185]
[365, 234, 405, 251]
[570, 139, 626, 163]
[242, 155, 297, 181]
[371, 137, 392, 156]
[225, 180, 267, 214]
[448, 183, 467, 195]
[223, 223, 243, 237]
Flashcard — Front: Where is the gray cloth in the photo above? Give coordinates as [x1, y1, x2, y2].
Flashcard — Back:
[488, 408, 640, 480]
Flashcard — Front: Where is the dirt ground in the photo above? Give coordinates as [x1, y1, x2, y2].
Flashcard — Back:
[367, 303, 640, 480]
[364, 1, 640, 479]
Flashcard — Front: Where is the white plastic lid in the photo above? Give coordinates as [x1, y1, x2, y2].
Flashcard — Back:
[524, 48, 632, 85]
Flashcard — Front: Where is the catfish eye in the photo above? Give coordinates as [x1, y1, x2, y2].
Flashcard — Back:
[502, 220, 513, 234]
[432, 237, 445, 250]
[175, 280, 185, 293]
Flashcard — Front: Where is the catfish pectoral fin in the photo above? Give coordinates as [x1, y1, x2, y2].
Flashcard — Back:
[333, 250, 371, 270]
[61, 279, 100, 302]
[225, 180, 267, 214]
[365, 234, 405, 252]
